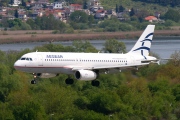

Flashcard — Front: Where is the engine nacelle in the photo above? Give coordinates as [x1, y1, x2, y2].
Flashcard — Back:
[36, 73, 58, 78]
[75, 70, 97, 81]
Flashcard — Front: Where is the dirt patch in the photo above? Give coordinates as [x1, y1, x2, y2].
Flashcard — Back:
[0, 30, 179, 44]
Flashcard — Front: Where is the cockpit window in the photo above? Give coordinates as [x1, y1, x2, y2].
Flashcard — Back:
[20, 57, 33, 61]
[21, 58, 26, 60]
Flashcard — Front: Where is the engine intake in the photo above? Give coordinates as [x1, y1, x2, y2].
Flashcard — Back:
[75, 70, 97, 81]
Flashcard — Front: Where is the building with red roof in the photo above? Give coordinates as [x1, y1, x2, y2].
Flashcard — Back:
[69, 4, 82, 12]
[145, 16, 158, 22]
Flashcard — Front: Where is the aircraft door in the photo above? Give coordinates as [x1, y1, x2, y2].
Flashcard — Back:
[37, 54, 43, 66]
[130, 56, 135, 65]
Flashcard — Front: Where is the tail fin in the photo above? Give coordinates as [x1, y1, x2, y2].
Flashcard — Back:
[128, 25, 155, 57]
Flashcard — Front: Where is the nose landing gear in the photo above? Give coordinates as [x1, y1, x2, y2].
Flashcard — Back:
[31, 73, 37, 84]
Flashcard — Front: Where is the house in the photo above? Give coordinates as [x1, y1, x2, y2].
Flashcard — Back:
[18, 13, 27, 20]
[17, 9, 27, 20]
[53, 10, 66, 22]
[0, 7, 7, 18]
[53, 2, 64, 9]
[95, 9, 105, 19]
[155, 12, 160, 19]
[43, 9, 67, 22]
[83, 9, 91, 15]
[2, 15, 15, 20]
[30, 3, 43, 11]
[28, 11, 40, 19]
[88, 0, 103, 13]
[0, 7, 7, 12]
[29, 0, 35, 3]
[88, 0, 101, 6]
[38, 0, 49, 4]
[116, 12, 130, 21]
[10, 0, 21, 6]
[145, 16, 158, 22]
[69, 4, 82, 12]
[63, 8, 71, 20]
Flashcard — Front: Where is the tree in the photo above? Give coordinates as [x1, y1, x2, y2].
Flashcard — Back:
[119, 5, 125, 12]
[136, 9, 149, 22]
[14, 9, 18, 18]
[83, 1, 88, 9]
[26, 18, 40, 30]
[102, 39, 126, 53]
[70, 11, 88, 23]
[72, 40, 98, 52]
[20, 22, 32, 30]
[116, 4, 118, 13]
[164, 9, 180, 22]
[10, 0, 14, 5]
[7, 18, 22, 28]
[13, 101, 47, 120]
[0, 103, 15, 120]
[129, 8, 135, 17]
[169, 51, 180, 66]
[88, 15, 94, 25]
[37, 14, 66, 31]
[22, 0, 26, 7]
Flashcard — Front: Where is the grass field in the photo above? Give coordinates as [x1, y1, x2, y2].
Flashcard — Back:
[0, 29, 180, 44]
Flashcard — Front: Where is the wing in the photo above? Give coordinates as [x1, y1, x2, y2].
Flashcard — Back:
[65, 63, 149, 71]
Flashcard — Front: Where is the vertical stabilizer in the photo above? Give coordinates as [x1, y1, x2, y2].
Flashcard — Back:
[128, 25, 155, 57]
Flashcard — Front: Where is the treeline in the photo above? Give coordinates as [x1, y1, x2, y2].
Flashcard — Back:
[2, 0, 180, 32]
[1, 10, 180, 33]
[0, 40, 180, 120]
[133, 0, 180, 6]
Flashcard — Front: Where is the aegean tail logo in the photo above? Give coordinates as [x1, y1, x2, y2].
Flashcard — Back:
[133, 32, 153, 52]
[133, 32, 154, 59]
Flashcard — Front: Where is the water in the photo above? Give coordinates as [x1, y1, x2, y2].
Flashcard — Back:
[0, 39, 180, 58]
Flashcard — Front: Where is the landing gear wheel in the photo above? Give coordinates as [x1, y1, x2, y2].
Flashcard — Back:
[31, 80, 36, 84]
[30, 73, 37, 84]
[91, 80, 100, 87]
[65, 78, 74, 85]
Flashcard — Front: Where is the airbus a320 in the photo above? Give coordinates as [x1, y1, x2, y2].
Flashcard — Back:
[14, 25, 158, 86]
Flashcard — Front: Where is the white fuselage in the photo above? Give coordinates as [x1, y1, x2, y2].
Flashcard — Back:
[13, 25, 157, 83]
[14, 52, 151, 74]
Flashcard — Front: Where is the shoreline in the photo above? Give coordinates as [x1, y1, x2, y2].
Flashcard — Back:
[0, 30, 180, 44]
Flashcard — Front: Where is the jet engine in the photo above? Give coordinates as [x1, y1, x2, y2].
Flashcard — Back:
[36, 73, 58, 78]
[75, 70, 97, 81]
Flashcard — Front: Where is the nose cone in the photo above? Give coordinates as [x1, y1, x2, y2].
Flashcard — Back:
[14, 60, 21, 70]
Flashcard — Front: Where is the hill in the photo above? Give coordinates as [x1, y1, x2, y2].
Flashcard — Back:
[100, 0, 177, 15]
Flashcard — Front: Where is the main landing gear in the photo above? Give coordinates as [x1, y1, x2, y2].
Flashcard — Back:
[65, 77, 100, 87]
[30, 74, 100, 87]
[91, 80, 100, 87]
[65, 78, 74, 85]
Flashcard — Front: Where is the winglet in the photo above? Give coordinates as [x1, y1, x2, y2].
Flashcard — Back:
[128, 25, 155, 56]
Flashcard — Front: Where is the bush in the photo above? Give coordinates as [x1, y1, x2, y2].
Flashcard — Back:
[52, 30, 60, 34]
[164, 20, 175, 27]
[65, 27, 74, 33]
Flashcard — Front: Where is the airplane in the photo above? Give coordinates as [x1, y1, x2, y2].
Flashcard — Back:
[14, 25, 158, 87]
